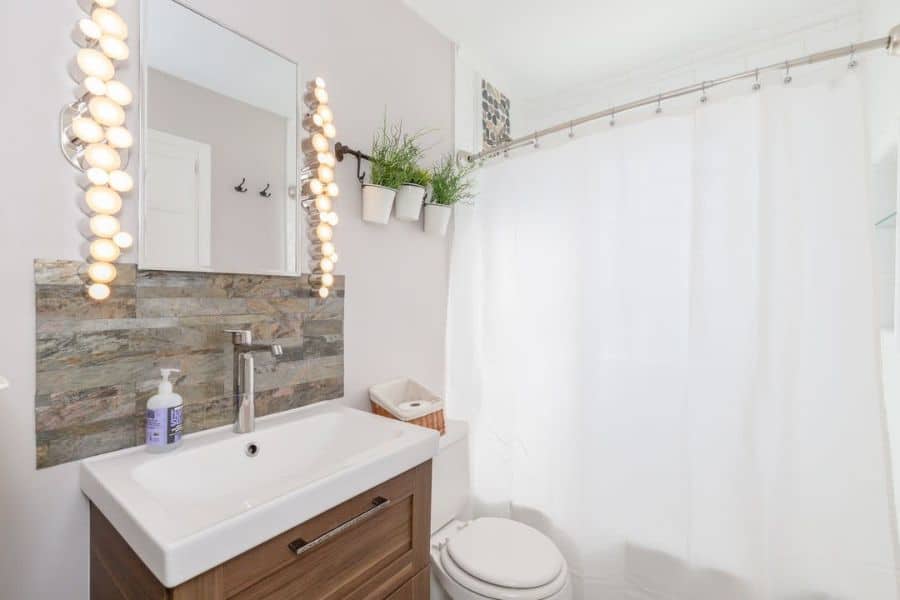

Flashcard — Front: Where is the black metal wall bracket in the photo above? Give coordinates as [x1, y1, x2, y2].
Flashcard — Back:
[334, 142, 372, 184]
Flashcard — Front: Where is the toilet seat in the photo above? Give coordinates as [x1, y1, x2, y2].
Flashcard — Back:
[435, 518, 569, 600]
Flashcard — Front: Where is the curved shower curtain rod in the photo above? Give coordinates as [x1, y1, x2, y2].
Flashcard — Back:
[460, 24, 900, 165]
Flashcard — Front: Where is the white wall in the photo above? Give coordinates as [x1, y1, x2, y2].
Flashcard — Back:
[0, 0, 453, 597]
[518, 13, 865, 133]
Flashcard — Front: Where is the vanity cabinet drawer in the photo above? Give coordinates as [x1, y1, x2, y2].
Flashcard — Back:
[225, 463, 431, 599]
[385, 567, 430, 600]
[90, 461, 432, 600]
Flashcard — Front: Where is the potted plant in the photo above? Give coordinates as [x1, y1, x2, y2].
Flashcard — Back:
[395, 164, 430, 221]
[363, 119, 405, 224]
[424, 154, 474, 236]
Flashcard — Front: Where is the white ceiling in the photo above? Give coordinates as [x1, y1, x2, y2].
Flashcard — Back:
[404, 0, 860, 102]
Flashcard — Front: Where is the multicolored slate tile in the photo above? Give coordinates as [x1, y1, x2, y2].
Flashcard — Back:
[33, 259, 345, 468]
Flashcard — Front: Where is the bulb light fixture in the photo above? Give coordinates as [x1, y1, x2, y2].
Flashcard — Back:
[62, 0, 133, 300]
[108, 169, 133, 192]
[86, 167, 109, 185]
[89, 214, 121, 238]
[105, 80, 133, 106]
[303, 78, 339, 299]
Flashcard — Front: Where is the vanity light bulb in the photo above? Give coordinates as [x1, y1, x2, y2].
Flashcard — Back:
[108, 170, 133, 192]
[94, 0, 118, 7]
[317, 286, 330, 299]
[314, 87, 328, 104]
[105, 80, 133, 106]
[81, 76, 107, 96]
[86, 168, 109, 186]
[105, 126, 133, 149]
[311, 133, 329, 153]
[320, 258, 334, 273]
[308, 179, 324, 195]
[71, 117, 105, 143]
[314, 195, 332, 212]
[317, 152, 335, 167]
[317, 165, 334, 183]
[87, 261, 117, 284]
[325, 182, 339, 197]
[314, 77, 326, 89]
[78, 18, 103, 41]
[83, 143, 122, 171]
[312, 113, 325, 127]
[89, 214, 120, 238]
[90, 238, 121, 262]
[330, 252, 339, 263]
[316, 223, 333, 242]
[87, 282, 111, 301]
[323, 212, 339, 226]
[89, 96, 125, 127]
[92, 8, 128, 40]
[321, 242, 335, 257]
[321, 273, 335, 288]
[113, 231, 133, 249]
[315, 104, 334, 124]
[323, 123, 337, 139]
[99, 36, 129, 61]
[85, 185, 122, 215]
[77, 48, 115, 81]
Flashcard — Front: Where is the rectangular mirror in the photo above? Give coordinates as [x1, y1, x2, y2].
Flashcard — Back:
[140, 0, 301, 275]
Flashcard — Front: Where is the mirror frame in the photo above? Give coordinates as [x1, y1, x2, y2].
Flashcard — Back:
[138, 0, 304, 276]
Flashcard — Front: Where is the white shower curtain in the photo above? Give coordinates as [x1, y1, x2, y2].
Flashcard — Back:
[446, 73, 900, 599]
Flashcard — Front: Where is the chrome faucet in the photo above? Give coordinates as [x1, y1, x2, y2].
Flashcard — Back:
[225, 330, 283, 433]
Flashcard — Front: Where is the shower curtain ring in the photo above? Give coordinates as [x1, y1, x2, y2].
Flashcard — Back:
[752, 69, 761, 91]
[783, 61, 793, 84]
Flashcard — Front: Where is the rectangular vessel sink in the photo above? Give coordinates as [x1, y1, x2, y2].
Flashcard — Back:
[80, 401, 439, 588]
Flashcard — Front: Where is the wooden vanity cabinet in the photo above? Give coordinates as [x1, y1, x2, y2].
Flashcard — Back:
[90, 461, 432, 600]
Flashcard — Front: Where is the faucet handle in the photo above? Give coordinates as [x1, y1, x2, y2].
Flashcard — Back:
[225, 329, 252, 344]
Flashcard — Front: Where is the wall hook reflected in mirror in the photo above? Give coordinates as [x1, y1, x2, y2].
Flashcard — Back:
[259, 183, 272, 198]
[234, 178, 248, 193]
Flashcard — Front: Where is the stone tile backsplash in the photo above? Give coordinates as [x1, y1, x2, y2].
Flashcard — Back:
[34, 260, 344, 468]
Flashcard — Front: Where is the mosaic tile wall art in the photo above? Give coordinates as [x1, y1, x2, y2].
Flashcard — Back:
[34, 260, 344, 468]
[482, 79, 511, 148]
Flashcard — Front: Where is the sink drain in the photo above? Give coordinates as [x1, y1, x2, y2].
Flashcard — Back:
[245, 442, 260, 457]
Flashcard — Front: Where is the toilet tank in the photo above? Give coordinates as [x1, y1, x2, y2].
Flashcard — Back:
[430, 420, 470, 533]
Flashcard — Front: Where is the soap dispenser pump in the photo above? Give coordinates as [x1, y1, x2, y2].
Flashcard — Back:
[146, 368, 184, 452]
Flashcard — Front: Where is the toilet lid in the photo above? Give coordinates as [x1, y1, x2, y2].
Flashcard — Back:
[446, 518, 564, 589]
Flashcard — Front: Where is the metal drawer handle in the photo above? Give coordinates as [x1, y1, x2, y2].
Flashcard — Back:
[287, 496, 391, 557]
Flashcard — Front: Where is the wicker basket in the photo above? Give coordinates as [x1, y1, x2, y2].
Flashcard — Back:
[369, 378, 445, 435]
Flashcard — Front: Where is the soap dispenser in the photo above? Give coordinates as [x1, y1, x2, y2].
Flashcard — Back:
[146, 368, 184, 452]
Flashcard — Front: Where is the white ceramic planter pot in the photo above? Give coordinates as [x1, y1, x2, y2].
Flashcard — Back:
[394, 184, 426, 221]
[362, 184, 396, 224]
[423, 203, 453, 236]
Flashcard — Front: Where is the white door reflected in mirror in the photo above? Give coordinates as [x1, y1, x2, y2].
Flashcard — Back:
[144, 129, 211, 271]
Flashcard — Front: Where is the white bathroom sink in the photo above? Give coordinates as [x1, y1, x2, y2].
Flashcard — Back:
[80, 401, 439, 588]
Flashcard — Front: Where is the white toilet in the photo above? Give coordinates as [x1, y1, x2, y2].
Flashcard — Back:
[430, 421, 572, 600]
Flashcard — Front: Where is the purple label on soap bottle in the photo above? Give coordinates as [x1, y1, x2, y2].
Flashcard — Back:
[146, 406, 183, 446]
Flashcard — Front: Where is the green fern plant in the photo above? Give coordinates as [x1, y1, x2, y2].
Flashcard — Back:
[369, 118, 405, 189]
[429, 155, 474, 206]
[370, 117, 432, 189]
[403, 165, 431, 187]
